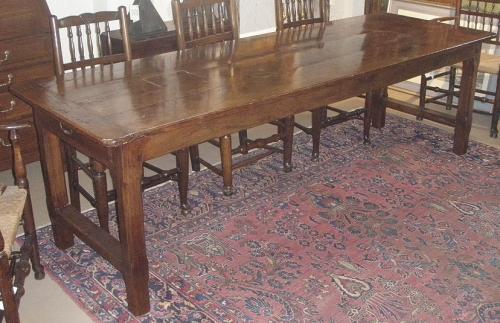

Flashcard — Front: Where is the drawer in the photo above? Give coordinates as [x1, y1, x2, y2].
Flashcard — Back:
[41, 115, 111, 164]
[0, 62, 54, 89]
[0, 35, 52, 69]
[0, 116, 39, 171]
[0, 92, 32, 123]
[0, 11, 41, 40]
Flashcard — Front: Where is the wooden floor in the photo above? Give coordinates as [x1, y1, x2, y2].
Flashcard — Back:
[2, 93, 498, 322]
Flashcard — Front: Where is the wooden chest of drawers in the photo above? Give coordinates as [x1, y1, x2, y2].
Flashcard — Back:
[0, 0, 53, 170]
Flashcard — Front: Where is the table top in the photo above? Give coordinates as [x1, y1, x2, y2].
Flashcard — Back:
[11, 13, 492, 148]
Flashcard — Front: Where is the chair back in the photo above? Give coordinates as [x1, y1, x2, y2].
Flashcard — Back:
[455, 0, 500, 46]
[275, 0, 330, 30]
[172, 0, 239, 49]
[364, 0, 385, 14]
[50, 6, 132, 76]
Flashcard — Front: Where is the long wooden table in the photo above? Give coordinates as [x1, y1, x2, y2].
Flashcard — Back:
[10, 13, 491, 315]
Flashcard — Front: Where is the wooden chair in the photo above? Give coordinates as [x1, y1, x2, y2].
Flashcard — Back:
[0, 124, 44, 323]
[172, 0, 295, 196]
[275, 0, 367, 159]
[50, 6, 190, 230]
[418, 0, 500, 138]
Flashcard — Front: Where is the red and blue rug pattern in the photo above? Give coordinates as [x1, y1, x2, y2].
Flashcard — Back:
[36, 115, 500, 322]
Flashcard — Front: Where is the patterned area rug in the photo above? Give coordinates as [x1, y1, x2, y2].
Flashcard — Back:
[36, 115, 500, 322]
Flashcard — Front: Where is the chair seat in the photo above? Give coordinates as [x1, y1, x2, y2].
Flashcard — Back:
[452, 53, 500, 74]
[0, 186, 26, 257]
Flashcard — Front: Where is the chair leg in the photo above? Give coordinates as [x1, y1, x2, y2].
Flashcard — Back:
[282, 115, 294, 172]
[175, 148, 190, 213]
[238, 130, 249, 154]
[65, 146, 81, 211]
[220, 135, 233, 196]
[364, 91, 380, 144]
[311, 108, 325, 160]
[490, 73, 500, 138]
[22, 195, 45, 280]
[0, 256, 19, 323]
[417, 74, 427, 121]
[9, 128, 44, 280]
[189, 145, 201, 172]
[90, 159, 109, 232]
[447, 67, 457, 110]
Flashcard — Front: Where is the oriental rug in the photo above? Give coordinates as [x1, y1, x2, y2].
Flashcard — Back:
[35, 115, 500, 322]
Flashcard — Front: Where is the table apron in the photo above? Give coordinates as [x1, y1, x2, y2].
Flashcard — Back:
[34, 109, 115, 168]
[142, 42, 481, 160]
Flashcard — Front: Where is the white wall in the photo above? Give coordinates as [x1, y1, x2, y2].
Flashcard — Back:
[332, 0, 365, 19]
[47, 0, 366, 34]
[102, 0, 173, 20]
[45, 0, 169, 19]
[239, 0, 276, 36]
[45, 0, 94, 17]
[238, 0, 366, 35]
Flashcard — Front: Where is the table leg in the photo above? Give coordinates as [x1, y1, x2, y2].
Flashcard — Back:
[369, 88, 387, 129]
[454, 51, 480, 155]
[112, 141, 150, 315]
[365, 88, 386, 143]
[35, 120, 74, 249]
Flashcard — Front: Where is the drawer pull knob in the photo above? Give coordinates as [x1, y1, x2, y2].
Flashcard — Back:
[0, 50, 9, 64]
[0, 100, 15, 113]
[59, 123, 73, 135]
[0, 138, 11, 148]
[0, 74, 13, 90]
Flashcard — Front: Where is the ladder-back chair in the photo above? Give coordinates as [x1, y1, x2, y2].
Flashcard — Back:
[276, 0, 330, 29]
[0, 124, 44, 323]
[51, 7, 133, 76]
[418, 0, 500, 138]
[172, 0, 239, 50]
[173, 0, 295, 196]
[276, 0, 367, 159]
[50, 7, 190, 232]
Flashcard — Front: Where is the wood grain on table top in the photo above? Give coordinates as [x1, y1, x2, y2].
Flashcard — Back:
[11, 14, 492, 146]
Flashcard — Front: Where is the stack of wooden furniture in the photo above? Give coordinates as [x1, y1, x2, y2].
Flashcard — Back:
[0, 0, 53, 171]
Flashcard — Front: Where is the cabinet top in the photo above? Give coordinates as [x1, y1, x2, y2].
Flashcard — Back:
[0, 0, 51, 41]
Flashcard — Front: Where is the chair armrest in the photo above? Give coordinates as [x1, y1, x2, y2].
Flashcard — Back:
[431, 16, 456, 23]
